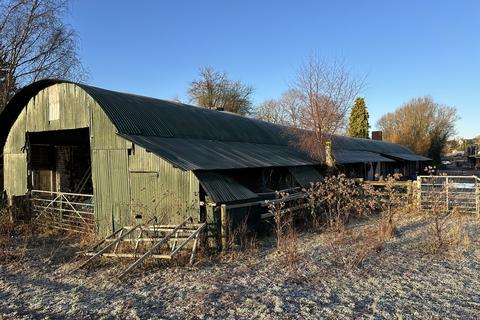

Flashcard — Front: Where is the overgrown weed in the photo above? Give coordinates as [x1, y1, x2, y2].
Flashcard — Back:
[269, 193, 301, 272]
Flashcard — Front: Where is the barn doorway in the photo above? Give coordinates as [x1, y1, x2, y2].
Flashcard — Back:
[27, 128, 95, 233]
[27, 128, 92, 194]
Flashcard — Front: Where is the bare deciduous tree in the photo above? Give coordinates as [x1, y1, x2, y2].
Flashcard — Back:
[255, 89, 303, 127]
[279, 89, 303, 128]
[255, 99, 286, 124]
[188, 67, 253, 115]
[0, 0, 85, 112]
[291, 56, 364, 161]
[376, 96, 458, 163]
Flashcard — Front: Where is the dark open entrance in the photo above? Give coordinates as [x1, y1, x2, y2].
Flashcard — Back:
[27, 128, 92, 194]
[27, 128, 95, 233]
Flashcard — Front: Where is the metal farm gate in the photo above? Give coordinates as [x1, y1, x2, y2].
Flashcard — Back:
[417, 175, 480, 216]
[31, 190, 95, 233]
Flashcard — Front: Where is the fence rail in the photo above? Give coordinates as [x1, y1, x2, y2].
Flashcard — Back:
[31, 190, 95, 233]
[417, 175, 480, 215]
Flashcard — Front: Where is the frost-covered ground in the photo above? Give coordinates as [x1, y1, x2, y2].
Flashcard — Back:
[1, 214, 479, 319]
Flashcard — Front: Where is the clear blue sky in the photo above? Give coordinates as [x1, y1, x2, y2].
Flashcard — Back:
[68, 0, 480, 138]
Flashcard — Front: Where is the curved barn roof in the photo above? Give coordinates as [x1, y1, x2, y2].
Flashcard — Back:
[332, 135, 430, 163]
[0, 80, 428, 170]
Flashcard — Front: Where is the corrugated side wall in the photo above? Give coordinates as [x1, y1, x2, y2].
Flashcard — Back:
[4, 107, 27, 196]
[89, 96, 132, 235]
[3, 83, 200, 235]
[128, 146, 200, 225]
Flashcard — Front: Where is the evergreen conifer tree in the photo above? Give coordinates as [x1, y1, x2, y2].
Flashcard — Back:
[348, 97, 370, 138]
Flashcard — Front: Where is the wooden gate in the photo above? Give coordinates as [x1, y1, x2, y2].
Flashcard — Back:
[417, 175, 480, 215]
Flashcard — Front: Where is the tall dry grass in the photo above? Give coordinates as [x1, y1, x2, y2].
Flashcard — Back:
[420, 172, 472, 256]
[225, 215, 258, 253]
[303, 173, 412, 269]
[0, 206, 14, 259]
[268, 192, 300, 271]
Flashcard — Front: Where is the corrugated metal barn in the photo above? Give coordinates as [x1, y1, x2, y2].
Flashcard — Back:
[0, 80, 428, 235]
[332, 135, 430, 180]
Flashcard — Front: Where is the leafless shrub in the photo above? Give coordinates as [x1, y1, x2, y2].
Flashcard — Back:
[226, 215, 257, 254]
[444, 215, 471, 257]
[305, 174, 377, 230]
[374, 173, 408, 238]
[425, 211, 471, 257]
[314, 174, 414, 269]
[329, 222, 384, 269]
[268, 193, 300, 271]
[0, 206, 14, 259]
[0, 205, 42, 262]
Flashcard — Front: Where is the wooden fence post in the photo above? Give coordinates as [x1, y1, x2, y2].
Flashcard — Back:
[445, 176, 449, 211]
[475, 180, 480, 218]
[416, 176, 421, 210]
[220, 204, 228, 250]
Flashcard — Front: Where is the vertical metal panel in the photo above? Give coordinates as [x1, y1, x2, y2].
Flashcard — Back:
[25, 84, 90, 132]
[4, 102, 27, 197]
[128, 145, 200, 224]
[91, 149, 130, 235]
[89, 91, 131, 235]
[3, 153, 27, 196]
[130, 172, 159, 220]
[91, 98, 127, 150]
[4, 108, 26, 154]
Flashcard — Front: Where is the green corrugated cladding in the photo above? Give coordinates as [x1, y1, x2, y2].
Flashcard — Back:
[129, 147, 200, 225]
[4, 105, 28, 195]
[3, 83, 200, 235]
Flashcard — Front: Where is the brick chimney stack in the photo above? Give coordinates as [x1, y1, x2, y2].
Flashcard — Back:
[372, 131, 383, 141]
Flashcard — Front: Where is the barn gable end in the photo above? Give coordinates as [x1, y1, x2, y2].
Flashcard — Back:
[2, 83, 200, 235]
